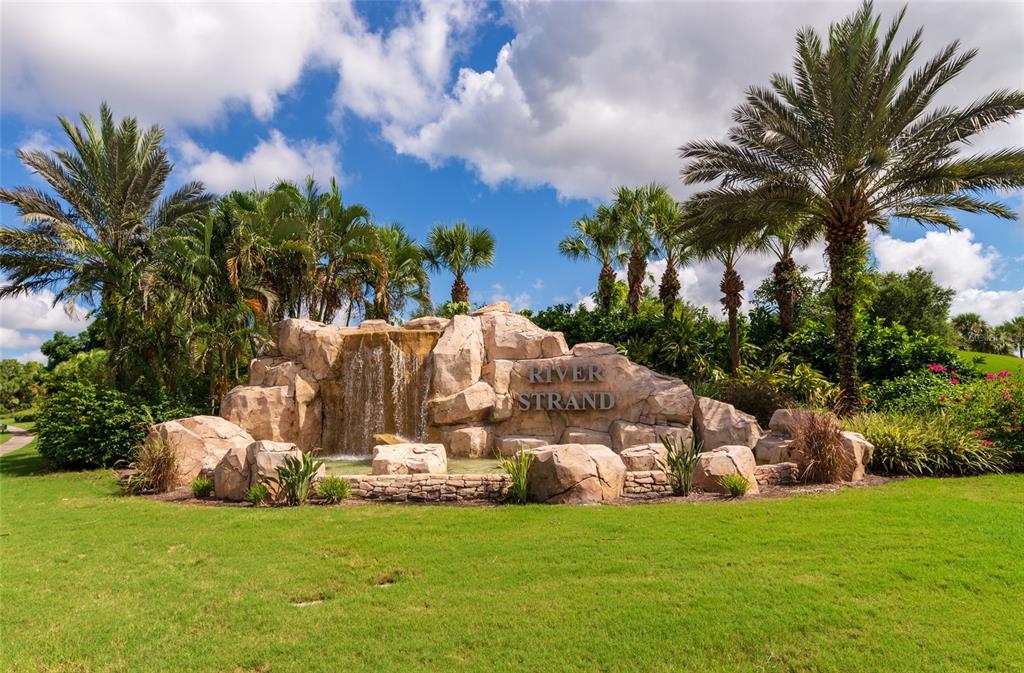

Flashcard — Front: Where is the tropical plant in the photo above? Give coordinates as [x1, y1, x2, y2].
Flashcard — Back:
[646, 185, 687, 318]
[679, 1, 1024, 415]
[558, 206, 626, 313]
[425, 221, 495, 304]
[315, 475, 352, 503]
[658, 435, 703, 496]
[997, 317, 1024, 359]
[119, 434, 178, 495]
[360, 223, 430, 321]
[792, 411, 847, 483]
[498, 449, 534, 504]
[608, 186, 656, 315]
[0, 104, 214, 391]
[267, 453, 324, 506]
[244, 482, 271, 506]
[718, 473, 750, 497]
[191, 476, 214, 498]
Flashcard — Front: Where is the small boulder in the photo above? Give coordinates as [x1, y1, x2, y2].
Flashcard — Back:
[694, 397, 762, 450]
[495, 435, 555, 456]
[768, 408, 816, 437]
[372, 443, 448, 475]
[146, 415, 254, 486]
[403, 316, 449, 331]
[213, 444, 250, 501]
[527, 444, 627, 504]
[246, 440, 317, 498]
[609, 420, 692, 452]
[753, 434, 800, 465]
[560, 427, 613, 445]
[445, 426, 492, 458]
[692, 445, 759, 495]
[619, 443, 668, 472]
[839, 431, 873, 482]
[570, 342, 617, 357]
[470, 301, 512, 315]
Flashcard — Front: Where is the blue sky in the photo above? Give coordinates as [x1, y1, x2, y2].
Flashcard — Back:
[2, 1, 1023, 363]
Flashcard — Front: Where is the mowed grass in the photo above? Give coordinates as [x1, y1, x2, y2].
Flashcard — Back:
[2, 444, 1022, 673]
[958, 349, 1024, 375]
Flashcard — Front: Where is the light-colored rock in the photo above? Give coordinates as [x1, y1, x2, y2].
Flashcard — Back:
[372, 433, 408, 445]
[620, 443, 668, 472]
[248, 356, 287, 386]
[478, 312, 569, 361]
[431, 314, 484, 397]
[245, 440, 324, 497]
[560, 427, 613, 445]
[526, 444, 626, 504]
[753, 434, 800, 465]
[221, 384, 296, 443]
[495, 436, 554, 456]
[147, 415, 254, 486]
[445, 426, 492, 458]
[609, 421, 693, 452]
[372, 443, 447, 475]
[357, 319, 391, 331]
[403, 316, 449, 331]
[491, 393, 515, 422]
[694, 397, 762, 450]
[300, 325, 348, 380]
[768, 408, 817, 437]
[483, 359, 515, 395]
[272, 318, 323, 359]
[213, 444, 250, 501]
[292, 369, 322, 450]
[429, 380, 495, 425]
[692, 445, 759, 495]
[470, 301, 511, 315]
[839, 431, 873, 482]
[571, 342, 617, 357]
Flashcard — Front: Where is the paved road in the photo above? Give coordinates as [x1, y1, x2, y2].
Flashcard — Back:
[1, 426, 33, 456]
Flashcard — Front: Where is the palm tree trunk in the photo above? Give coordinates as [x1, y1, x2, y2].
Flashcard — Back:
[627, 244, 645, 314]
[451, 274, 469, 304]
[720, 262, 743, 373]
[659, 251, 680, 319]
[772, 253, 798, 337]
[598, 261, 616, 313]
[826, 223, 866, 416]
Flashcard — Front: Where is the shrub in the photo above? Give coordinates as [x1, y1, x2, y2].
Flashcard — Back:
[792, 411, 847, 483]
[191, 476, 213, 498]
[498, 450, 534, 504]
[658, 435, 703, 496]
[718, 474, 750, 497]
[245, 483, 271, 506]
[844, 412, 1009, 476]
[268, 453, 324, 505]
[316, 476, 351, 503]
[120, 435, 178, 494]
[12, 410, 37, 423]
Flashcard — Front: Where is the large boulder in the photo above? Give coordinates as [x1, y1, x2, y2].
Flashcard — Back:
[272, 318, 323, 360]
[372, 443, 448, 475]
[495, 435, 554, 456]
[146, 415, 254, 486]
[428, 381, 496, 425]
[619, 443, 668, 472]
[478, 311, 569, 361]
[694, 397, 762, 450]
[430, 314, 484, 398]
[213, 444, 250, 501]
[221, 384, 296, 443]
[526, 444, 626, 504]
[692, 445, 760, 495]
[768, 408, 817, 437]
[753, 434, 800, 465]
[609, 420, 693, 452]
[839, 431, 873, 482]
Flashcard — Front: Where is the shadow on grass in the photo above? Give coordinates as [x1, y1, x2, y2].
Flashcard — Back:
[0, 445, 50, 477]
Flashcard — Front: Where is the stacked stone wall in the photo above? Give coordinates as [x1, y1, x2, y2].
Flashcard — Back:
[343, 473, 510, 502]
[753, 462, 800, 486]
[622, 470, 673, 497]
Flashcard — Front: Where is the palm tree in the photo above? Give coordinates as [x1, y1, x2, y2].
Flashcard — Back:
[307, 179, 371, 324]
[558, 205, 626, 313]
[425, 221, 495, 304]
[766, 223, 815, 338]
[645, 185, 686, 319]
[951, 313, 992, 350]
[361, 223, 430, 322]
[679, 2, 1024, 414]
[998, 317, 1024, 359]
[610, 186, 656, 315]
[0, 104, 213, 390]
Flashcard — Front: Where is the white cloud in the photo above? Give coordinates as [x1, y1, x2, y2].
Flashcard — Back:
[872, 229, 998, 292]
[951, 288, 1024, 325]
[14, 350, 46, 365]
[532, 278, 544, 290]
[16, 129, 55, 154]
[0, 327, 44, 351]
[1, 2, 339, 125]
[0, 287, 92, 332]
[489, 288, 531, 311]
[178, 131, 340, 192]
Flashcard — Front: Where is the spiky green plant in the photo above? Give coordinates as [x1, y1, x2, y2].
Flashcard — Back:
[498, 450, 534, 504]
[267, 453, 324, 506]
[658, 435, 703, 496]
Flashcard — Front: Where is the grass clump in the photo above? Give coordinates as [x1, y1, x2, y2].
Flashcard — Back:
[267, 453, 324, 506]
[718, 473, 750, 497]
[658, 435, 703, 496]
[792, 411, 847, 483]
[120, 435, 178, 494]
[191, 476, 213, 498]
[244, 483, 270, 506]
[498, 450, 534, 504]
[316, 476, 351, 503]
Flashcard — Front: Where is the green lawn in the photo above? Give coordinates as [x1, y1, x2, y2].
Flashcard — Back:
[958, 349, 1024, 375]
[2, 443, 1022, 673]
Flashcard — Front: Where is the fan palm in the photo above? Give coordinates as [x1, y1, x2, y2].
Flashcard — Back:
[424, 221, 495, 304]
[0, 104, 213, 389]
[610, 186, 657, 315]
[558, 205, 626, 313]
[679, 2, 1024, 414]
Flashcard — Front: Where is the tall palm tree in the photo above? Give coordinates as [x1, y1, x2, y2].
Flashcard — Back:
[558, 205, 626, 313]
[645, 185, 686, 319]
[360, 223, 430, 322]
[307, 179, 371, 324]
[999, 317, 1024, 359]
[0, 104, 213, 390]
[425, 221, 495, 304]
[766, 222, 816, 338]
[679, 1, 1024, 414]
[611, 186, 656, 315]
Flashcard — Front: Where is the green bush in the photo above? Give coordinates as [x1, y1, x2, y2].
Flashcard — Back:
[498, 450, 534, 504]
[718, 474, 750, 497]
[316, 476, 351, 503]
[844, 412, 1009, 476]
[267, 453, 324, 506]
[12, 409, 37, 423]
[35, 381, 196, 470]
[658, 435, 703, 496]
[245, 483, 271, 506]
[191, 476, 213, 498]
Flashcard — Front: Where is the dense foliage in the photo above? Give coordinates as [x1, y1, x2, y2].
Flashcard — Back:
[0, 359, 46, 412]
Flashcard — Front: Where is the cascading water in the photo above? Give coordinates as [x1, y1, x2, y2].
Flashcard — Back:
[320, 329, 439, 456]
